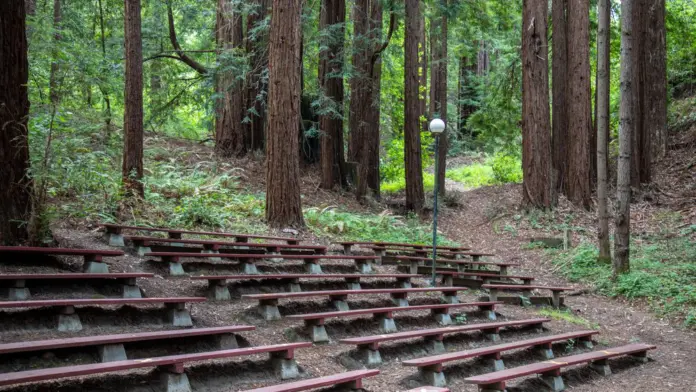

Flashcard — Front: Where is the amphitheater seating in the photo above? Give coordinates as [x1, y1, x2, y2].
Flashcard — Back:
[339, 318, 550, 365]
[405, 387, 449, 392]
[127, 236, 325, 256]
[390, 255, 519, 275]
[191, 273, 419, 300]
[243, 287, 467, 320]
[100, 222, 299, 246]
[0, 342, 313, 389]
[482, 284, 573, 308]
[438, 271, 534, 288]
[335, 241, 470, 254]
[0, 272, 153, 300]
[145, 252, 381, 275]
[286, 302, 501, 342]
[0, 297, 206, 331]
[464, 343, 656, 392]
[0, 246, 124, 273]
[402, 330, 599, 387]
[242, 369, 380, 392]
[0, 325, 255, 362]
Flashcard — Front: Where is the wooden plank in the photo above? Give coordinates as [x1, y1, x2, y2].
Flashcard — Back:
[0, 246, 123, 256]
[482, 284, 573, 291]
[0, 297, 206, 309]
[100, 223, 297, 242]
[241, 369, 380, 392]
[393, 256, 519, 266]
[128, 236, 323, 250]
[0, 326, 256, 354]
[464, 344, 656, 385]
[0, 273, 153, 280]
[439, 272, 533, 280]
[243, 287, 466, 300]
[404, 387, 450, 392]
[0, 342, 312, 387]
[340, 318, 550, 345]
[146, 252, 377, 260]
[191, 273, 417, 281]
[286, 302, 502, 320]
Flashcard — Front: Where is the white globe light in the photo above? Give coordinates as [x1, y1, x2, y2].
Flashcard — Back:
[429, 118, 446, 134]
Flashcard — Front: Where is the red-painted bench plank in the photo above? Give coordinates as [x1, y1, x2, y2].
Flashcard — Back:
[405, 387, 450, 392]
[465, 343, 656, 387]
[0, 246, 123, 257]
[0, 273, 153, 280]
[438, 272, 533, 280]
[100, 223, 299, 243]
[0, 297, 205, 309]
[192, 273, 416, 281]
[242, 369, 380, 392]
[286, 302, 501, 322]
[482, 284, 573, 291]
[0, 325, 255, 355]
[128, 236, 325, 251]
[243, 287, 465, 301]
[335, 241, 470, 251]
[147, 252, 377, 261]
[393, 256, 519, 266]
[0, 342, 312, 387]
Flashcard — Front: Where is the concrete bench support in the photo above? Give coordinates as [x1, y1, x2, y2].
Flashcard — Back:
[105, 232, 126, 247]
[207, 279, 231, 301]
[357, 343, 382, 367]
[259, 298, 282, 321]
[540, 369, 565, 392]
[424, 335, 446, 354]
[57, 305, 82, 332]
[242, 259, 259, 275]
[420, 364, 446, 388]
[589, 358, 612, 376]
[430, 308, 452, 326]
[390, 293, 409, 307]
[345, 278, 362, 290]
[304, 319, 329, 343]
[8, 280, 29, 301]
[98, 343, 128, 362]
[373, 312, 397, 333]
[83, 257, 109, 274]
[166, 302, 193, 327]
[120, 278, 142, 299]
[270, 350, 300, 380]
[355, 259, 373, 274]
[304, 259, 323, 274]
[329, 295, 349, 311]
[158, 364, 191, 392]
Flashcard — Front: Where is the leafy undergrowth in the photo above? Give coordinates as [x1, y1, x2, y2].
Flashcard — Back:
[537, 308, 600, 330]
[550, 236, 696, 328]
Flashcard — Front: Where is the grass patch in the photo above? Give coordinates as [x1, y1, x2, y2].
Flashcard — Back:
[537, 308, 599, 329]
[551, 237, 696, 328]
[446, 163, 496, 188]
[381, 172, 435, 194]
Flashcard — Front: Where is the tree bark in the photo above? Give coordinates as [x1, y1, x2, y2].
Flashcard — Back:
[246, 0, 270, 151]
[25, 0, 35, 15]
[319, 0, 346, 189]
[615, 0, 634, 275]
[404, 0, 425, 212]
[365, 0, 384, 197]
[630, 0, 646, 186]
[265, 0, 304, 228]
[551, 0, 568, 194]
[643, 0, 667, 160]
[0, 0, 33, 244]
[565, 0, 592, 209]
[214, 0, 246, 158]
[521, 0, 555, 208]
[457, 55, 478, 137]
[122, 0, 144, 198]
[430, 0, 448, 196]
[596, 0, 611, 263]
[97, 0, 112, 129]
[49, 0, 61, 105]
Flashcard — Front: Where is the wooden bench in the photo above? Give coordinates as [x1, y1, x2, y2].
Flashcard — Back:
[405, 387, 450, 392]
[402, 330, 599, 387]
[0, 325, 254, 362]
[191, 273, 419, 300]
[242, 369, 380, 392]
[0, 342, 312, 390]
[482, 284, 573, 308]
[339, 318, 550, 366]
[335, 241, 470, 255]
[370, 246, 491, 260]
[243, 287, 467, 321]
[0, 246, 124, 273]
[0, 273, 153, 300]
[286, 302, 501, 343]
[438, 271, 534, 288]
[464, 343, 656, 392]
[0, 297, 206, 331]
[146, 252, 380, 276]
[391, 255, 519, 275]
[100, 222, 300, 247]
[127, 236, 325, 257]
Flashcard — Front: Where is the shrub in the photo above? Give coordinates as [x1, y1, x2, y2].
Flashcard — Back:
[490, 153, 523, 184]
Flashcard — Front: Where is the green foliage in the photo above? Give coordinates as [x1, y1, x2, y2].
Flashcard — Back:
[537, 308, 599, 329]
[446, 163, 495, 188]
[490, 153, 523, 184]
[552, 238, 696, 328]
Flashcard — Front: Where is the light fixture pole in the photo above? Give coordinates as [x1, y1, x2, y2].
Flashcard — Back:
[429, 118, 445, 287]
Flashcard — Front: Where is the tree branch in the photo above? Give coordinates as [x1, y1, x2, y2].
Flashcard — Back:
[167, 2, 208, 75]
[369, 5, 397, 77]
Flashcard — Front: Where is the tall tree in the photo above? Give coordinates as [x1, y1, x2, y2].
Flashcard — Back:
[0, 0, 33, 244]
[551, 0, 568, 193]
[49, 0, 62, 105]
[630, 1, 647, 186]
[122, 0, 144, 198]
[644, 0, 667, 161]
[521, 0, 555, 208]
[319, 0, 347, 189]
[215, 0, 246, 157]
[97, 0, 112, 130]
[265, 0, 304, 227]
[596, 0, 611, 262]
[404, 0, 425, 211]
[566, 0, 592, 209]
[430, 0, 448, 195]
[245, 0, 270, 151]
[25, 0, 35, 15]
[615, 0, 634, 275]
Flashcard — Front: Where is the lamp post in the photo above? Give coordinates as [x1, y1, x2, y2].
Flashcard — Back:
[429, 118, 445, 287]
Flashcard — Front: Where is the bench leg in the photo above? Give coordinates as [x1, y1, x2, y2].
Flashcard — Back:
[83, 261, 109, 273]
[166, 303, 193, 327]
[420, 364, 447, 388]
[499, 266, 508, 275]
[482, 327, 501, 342]
[430, 309, 452, 325]
[98, 343, 127, 362]
[409, 261, 419, 275]
[442, 292, 459, 304]
[342, 244, 352, 255]
[442, 274, 454, 287]
[374, 313, 397, 333]
[483, 353, 505, 372]
[159, 365, 191, 392]
[589, 358, 612, 376]
[330, 295, 349, 311]
[288, 280, 302, 293]
[397, 278, 412, 289]
[121, 278, 142, 298]
[535, 343, 555, 360]
[304, 319, 329, 343]
[630, 350, 650, 364]
[478, 382, 506, 392]
[105, 232, 125, 247]
[540, 369, 565, 392]
[201, 249, 221, 262]
[345, 278, 361, 290]
[259, 299, 282, 321]
[488, 288, 499, 302]
[424, 335, 446, 353]
[208, 280, 231, 301]
[243, 261, 259, 275]
[357, 344, 382, 367]
[338, 379, 365, 391]
[215, 333, 239, 349]
[552, 291, 562, 308]
[356, 260, 373, 274]
[478, 304, 497, 321]
[270, 351, 299, 380]
[169, 262, 186, 276]
[57, 305, 82, 332]
[579, 335, 594, 349]
[304, 260, 323, 274]
[9, 280, 30, 300]
[390, 293, 409, 307]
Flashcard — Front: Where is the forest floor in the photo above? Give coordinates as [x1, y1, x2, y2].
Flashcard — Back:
[1, 123, 694, 391]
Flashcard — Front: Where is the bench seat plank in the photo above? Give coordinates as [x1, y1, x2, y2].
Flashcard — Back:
[128, 236, 324, 251]
[0, 342, 312, 387]
[482, 284, 573, 291]
[192, 273, 417, 281]
[404, 387, 450, 392]
[243, 287, 464, 301]
[0, 246, 124, 256]
[100, 223, 299, 244]
[482, 284, 574, 308]
[0, 273, 153, 280]
[0, 297, 206, 308]
[286, 302, 500, 321]
[242, 369, 380, 392]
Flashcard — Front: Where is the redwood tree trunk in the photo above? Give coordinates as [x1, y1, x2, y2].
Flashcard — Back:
[551, 0, 568, 193]
[215, 0, 246, 158]
[246, 0, 270, 151]
[521, 0, 555, 208]
[404, 0, 425, 211]
[615, 0, 634, 275]
[49, 0, 61, 105]
[631, 0, 646, 186]
[0, 0, 33, 244]
[365, 0, 383, 196]
[644, 0, 667, 162]
[122, 0, 144, 198]
[430, 0, 448, 196]
[265, 0, 304, 227]
[565, 0, 592, 209]
[596, 0, 611, 262]
[319, 0, 346, 189]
